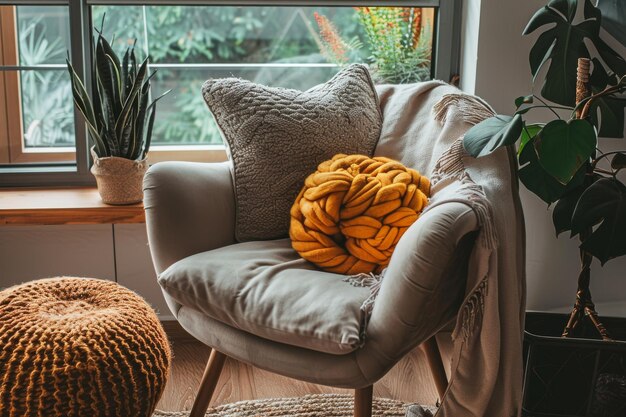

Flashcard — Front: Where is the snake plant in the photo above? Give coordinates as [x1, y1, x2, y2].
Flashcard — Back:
[66, 31, 169, 160]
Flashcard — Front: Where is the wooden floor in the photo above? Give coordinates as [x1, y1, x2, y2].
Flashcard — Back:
[156, 335, 453, 413]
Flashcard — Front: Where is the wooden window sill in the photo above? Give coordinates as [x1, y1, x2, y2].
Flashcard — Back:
[0, 187, 145, 225]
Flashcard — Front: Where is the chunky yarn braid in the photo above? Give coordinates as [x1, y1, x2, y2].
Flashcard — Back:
[0, 277, 171, 417]
[290, 154, 430, 275]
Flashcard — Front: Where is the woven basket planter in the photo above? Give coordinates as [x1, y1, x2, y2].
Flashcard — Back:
[91, 148, 148, 205]
[0, 277, 171, 417]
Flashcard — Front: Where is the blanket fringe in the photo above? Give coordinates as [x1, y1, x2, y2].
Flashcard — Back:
[344, 271, 382, 290]
[430, 138, 466, 184]
[344, 271, 384, 345]
[433, 93, 496, 126]
[453, 276, 488, 341]
[457, 173, 498, 250]
[430, 137, 498, 250]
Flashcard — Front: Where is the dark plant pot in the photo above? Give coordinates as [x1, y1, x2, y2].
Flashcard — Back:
[523, 312, 626, 417]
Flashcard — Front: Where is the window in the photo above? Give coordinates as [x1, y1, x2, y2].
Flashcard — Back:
[0, 5, 74, 164]
[0, 0, 461, 186]
[93, 4, 438, 163]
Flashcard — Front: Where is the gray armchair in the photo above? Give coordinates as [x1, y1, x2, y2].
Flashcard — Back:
[144, 82, 483, 417]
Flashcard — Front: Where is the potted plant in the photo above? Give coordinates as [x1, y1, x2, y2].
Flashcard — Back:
[66, 29, 168, 205]
[463, 0, 626, 415]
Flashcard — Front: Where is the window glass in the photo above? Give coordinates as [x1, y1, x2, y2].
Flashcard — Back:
[17, 6, 71, 66]
[0, 5, 74, 163]
[91, 5, 435, 146]
[19, 69, 74, 149]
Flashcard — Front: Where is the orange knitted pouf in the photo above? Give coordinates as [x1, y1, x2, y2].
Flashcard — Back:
[290, 154, 430, 275]
[0, 277, 171, 417]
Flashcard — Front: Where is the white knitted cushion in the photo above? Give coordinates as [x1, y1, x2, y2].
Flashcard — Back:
[202, 64, 382, 241]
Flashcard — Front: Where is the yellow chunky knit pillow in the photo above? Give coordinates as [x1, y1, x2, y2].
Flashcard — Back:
[290, 154, 430, 275]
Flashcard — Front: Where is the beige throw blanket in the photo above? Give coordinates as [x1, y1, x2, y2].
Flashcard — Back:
[374, 81, 526, 417]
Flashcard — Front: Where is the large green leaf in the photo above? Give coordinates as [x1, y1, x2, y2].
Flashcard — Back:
[128, 82, 150, 160]
[98, 34, 122, 91]
[89, 35, 103, 135]
[463, 114, 523, 158]
[129, 47, 137, 87]
[96, 36, 122, 116]
[120, 105, 136, 158]
[523, 0, 600, 106]
[142, 100, 159, 160]
[66, 58, 110, 156]
[115, 58, 148, 142]
[120, 48, 130, 102]
[552, 170, 597, 236]
[95, 38, 113, 99]
[534, 119, 597, 185]
[519, 135, 586, 204]
[590, 92, 626, 139]
[594, 35, 626, 77]
[94, 52, 119, 155]
[528, 28, 557, 81]
[611, 153, 626, 170]
[587, 0, 626, 77]
[518, 123, 543, 156]
[588, 59, 626, 138]
[571, 178, 626, 265]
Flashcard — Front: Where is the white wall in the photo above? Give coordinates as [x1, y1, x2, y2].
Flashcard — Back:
[461, 0, 626, 312]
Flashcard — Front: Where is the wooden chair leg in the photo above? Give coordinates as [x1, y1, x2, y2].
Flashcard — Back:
[422, 337, 448, 400]
[354, 385, 373, 417]
[189, 349, 227, 417]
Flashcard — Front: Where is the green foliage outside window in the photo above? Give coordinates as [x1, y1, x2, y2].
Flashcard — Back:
[19, 6, 433, 147]
[17, 9, 74, 148]
[91, 6, 371, 145]
[315, 7, 433, 84]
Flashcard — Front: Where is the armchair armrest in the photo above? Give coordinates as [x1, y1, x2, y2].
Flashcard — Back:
[143, 161, 236, 275]
[364, 201, 478, 365]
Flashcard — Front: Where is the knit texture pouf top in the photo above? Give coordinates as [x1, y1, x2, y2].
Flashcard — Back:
[0, 277, 171, 417]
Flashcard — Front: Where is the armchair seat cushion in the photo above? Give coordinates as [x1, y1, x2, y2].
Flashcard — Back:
[158, 238, 370, 355]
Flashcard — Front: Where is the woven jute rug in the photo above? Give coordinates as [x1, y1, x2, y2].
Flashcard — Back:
[153, 393, 436, 416]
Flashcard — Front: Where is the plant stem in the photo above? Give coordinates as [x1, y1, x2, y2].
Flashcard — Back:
[562, 57, 613, 342]
[516, 104, 574, 114]
[592, 150, 625, 163]
[561, 229, 613, 341]
[590, 150, 625, 175]
[593, 167, 614, 177]
[571, 99, 590, 119]
[580, 83, 625, 120]
[562, 234, 591, 336]
[532, 95, 570, 119]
